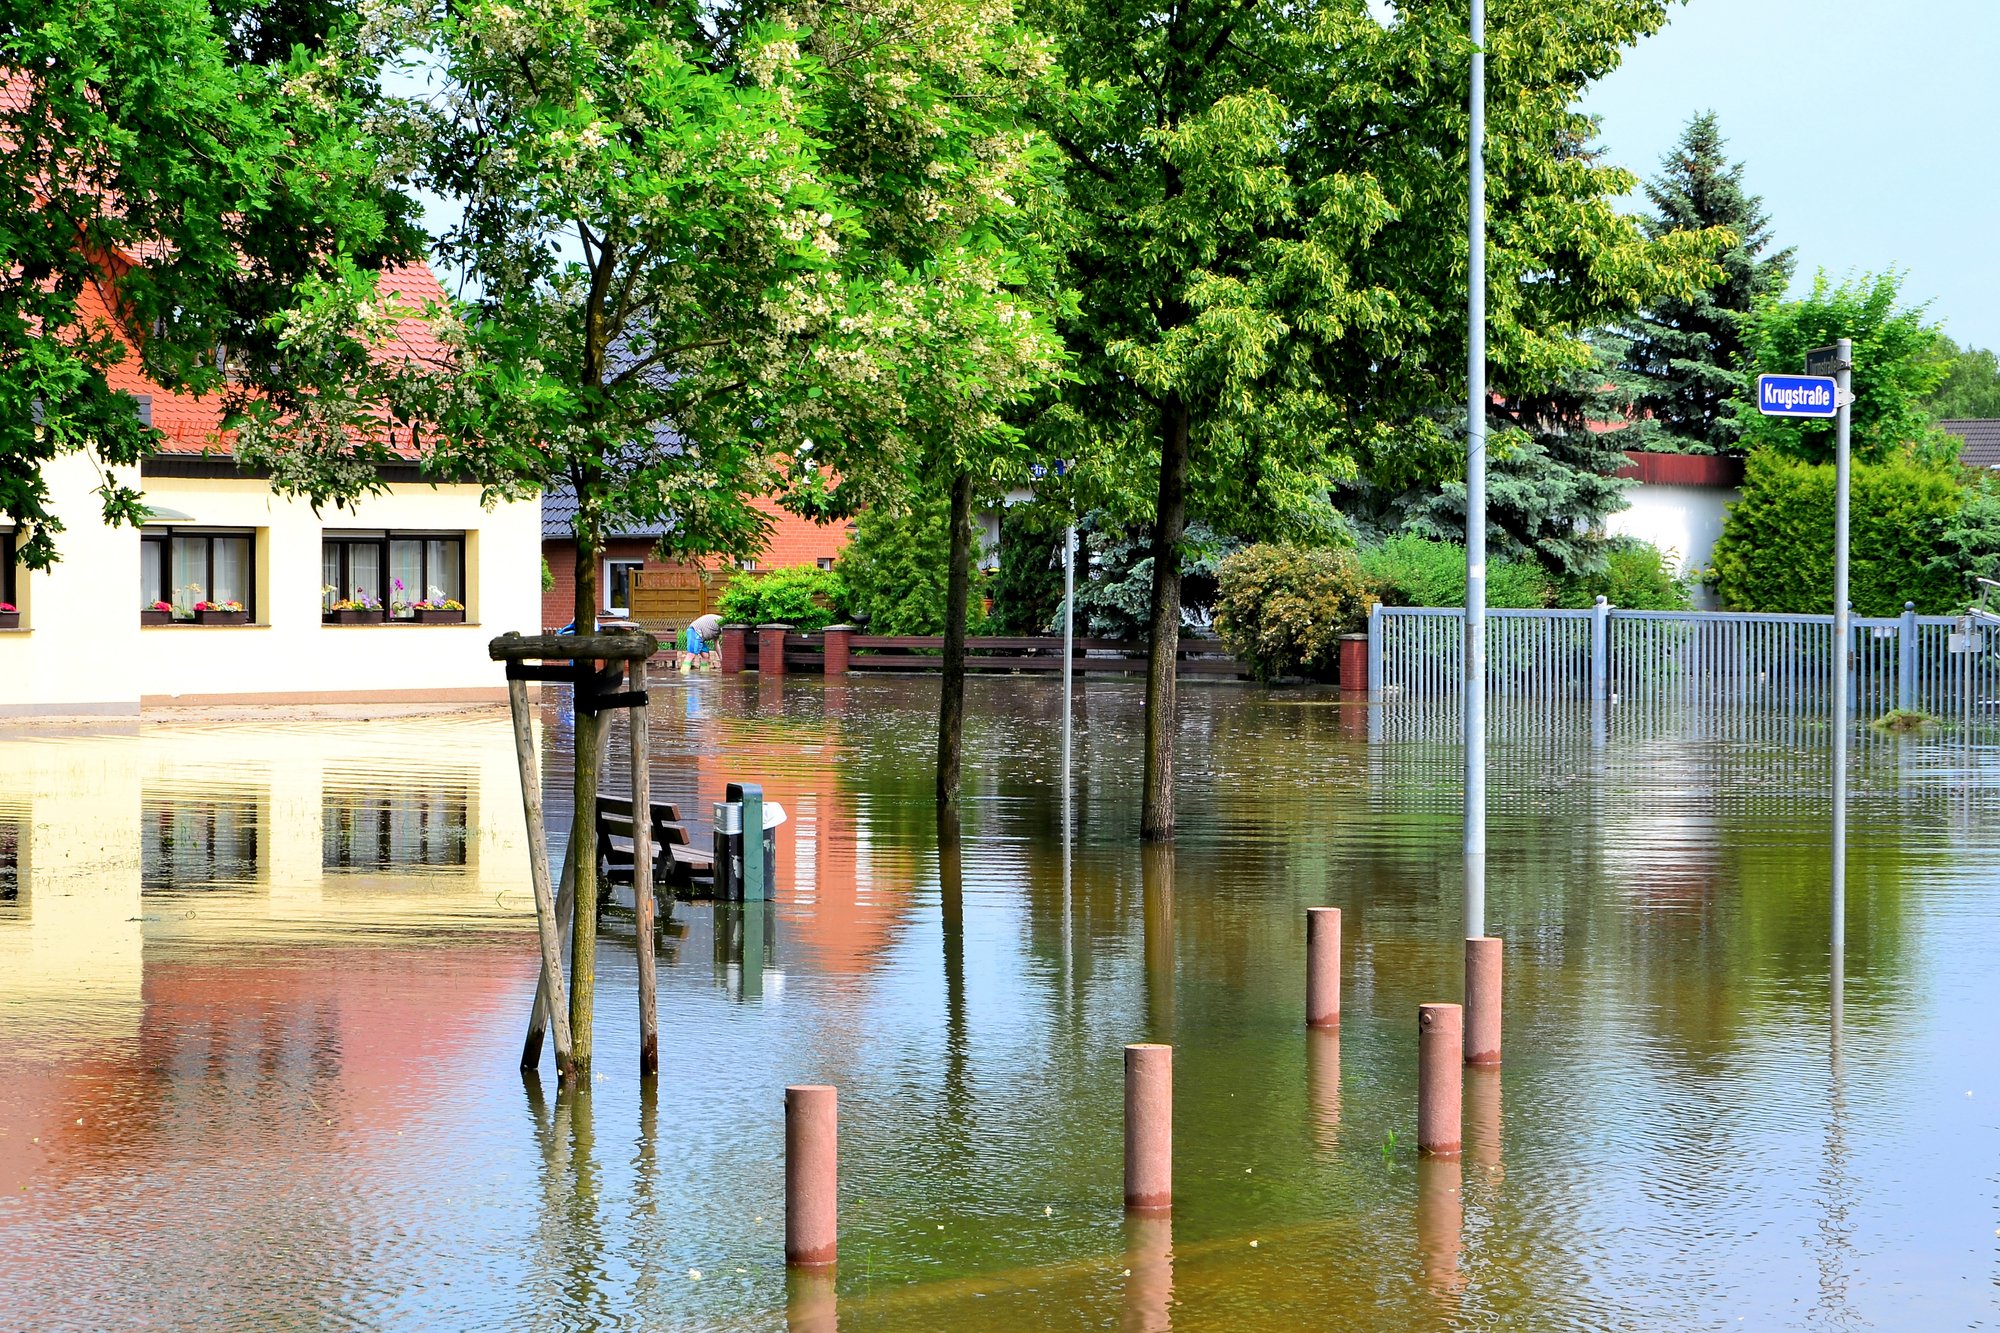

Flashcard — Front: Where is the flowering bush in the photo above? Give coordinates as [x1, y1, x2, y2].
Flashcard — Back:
[0, 602, 14, 613]
[1214, 543, 1373, 682]
[413, 598, 465, 611]
[194, 600, 245, 613]
[150, 600, 172, 613]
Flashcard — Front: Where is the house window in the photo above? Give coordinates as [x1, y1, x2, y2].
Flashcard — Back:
[140, 528, 254, 620]
[816, 557, 835, 572]
[737, 558, 757, 572]
[604, 559, 644, 615]
[1, 524, 18, 616]
[322, 531, 465, 620]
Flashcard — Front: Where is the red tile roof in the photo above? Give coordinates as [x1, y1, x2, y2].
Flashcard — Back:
[90, 260, 452, 459]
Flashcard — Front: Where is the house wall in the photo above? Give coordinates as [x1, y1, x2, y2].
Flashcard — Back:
[0, 463, 541, 714]
[0, 453, 145, 714]
[1604, 483, 1738, 609]
[540, 500, 853, 630]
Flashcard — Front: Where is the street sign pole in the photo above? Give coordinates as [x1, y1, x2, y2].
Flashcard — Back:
[1830, 337, 1852, 990]
[1464, 0, 1487, 945]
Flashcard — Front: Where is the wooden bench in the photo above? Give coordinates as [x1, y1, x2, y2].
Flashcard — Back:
[596, 796, 714, 894]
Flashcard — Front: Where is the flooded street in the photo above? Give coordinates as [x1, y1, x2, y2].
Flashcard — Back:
[1, 678, 1996, 1329]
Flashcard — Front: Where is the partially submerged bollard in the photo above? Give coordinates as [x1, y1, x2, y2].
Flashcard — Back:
[786, 1085, 838, 1267]
[1306, 907, 1341, 1028]
[1417, 1003, 1462, 1158]
[1464, 937, 1502, 1067]
[1124, 1043, 1172, 1213]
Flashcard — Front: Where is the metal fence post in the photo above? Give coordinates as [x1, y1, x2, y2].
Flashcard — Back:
[1367, 601, 1383, 701]
[1590, 597, 1609, 702]
[1898, 601, 1917, 711]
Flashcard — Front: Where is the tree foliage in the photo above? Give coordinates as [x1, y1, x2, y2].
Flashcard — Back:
[1711, 449, 1994, 615]
[1733, 271, 1952, 467]
[0, 0, 417, 569]
[1358, 534, 1550, 610]
[836, 488, 986, 634]
[1921, 335, 2000, 422]
[1620, 111, 1794, 453]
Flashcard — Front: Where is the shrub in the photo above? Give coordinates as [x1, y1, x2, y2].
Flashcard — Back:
[836, 490, 986, 635]
[718, 564, 843, 632]
[1710, 449, 1984, 614]
[1555, 539, 1692, 610]
[1358, 535, 1552, 608]
[1213, 543, 1372, 682]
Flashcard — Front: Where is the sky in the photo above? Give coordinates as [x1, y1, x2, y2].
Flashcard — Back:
[1583, 0, 2000, 351]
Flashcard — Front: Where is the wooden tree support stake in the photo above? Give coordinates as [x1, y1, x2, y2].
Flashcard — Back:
[521, 717, 611, 1071]
[631, 656, 659, 1076]
[506, 675, 575, 1082]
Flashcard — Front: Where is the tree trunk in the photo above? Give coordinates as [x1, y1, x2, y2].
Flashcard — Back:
[1140, 399, 1189, 841]
[936, 466, 975, 815]
[569, 517, 602, 1080]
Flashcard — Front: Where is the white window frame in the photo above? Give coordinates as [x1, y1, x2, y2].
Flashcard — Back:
[604, 558, 645, 616]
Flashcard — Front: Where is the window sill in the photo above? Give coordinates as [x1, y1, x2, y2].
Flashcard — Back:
[320, 620, 481, 628]
[141, 622, 269, 628]
[0, 627, 30, 635]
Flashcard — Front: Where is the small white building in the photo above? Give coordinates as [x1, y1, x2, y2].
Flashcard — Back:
[0, 265, 540, 717]
[1603, 451, 1744, 608]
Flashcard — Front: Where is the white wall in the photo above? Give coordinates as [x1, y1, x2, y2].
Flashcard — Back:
[1605, 483, 1739, 609]
[0, 466, 541, 713]
[0, 453, 143, 714]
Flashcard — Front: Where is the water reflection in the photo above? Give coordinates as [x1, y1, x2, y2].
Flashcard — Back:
[1305, 1028, 1340, 1153]
[1122, 1211, 1173, 1332]
[787, 1266, 839, 1332]
[0, 686, 1994, 1330]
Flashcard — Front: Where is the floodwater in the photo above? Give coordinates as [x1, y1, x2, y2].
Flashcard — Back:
[0, 679, 1996, 1330]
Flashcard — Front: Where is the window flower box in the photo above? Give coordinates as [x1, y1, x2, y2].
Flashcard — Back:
[0, 603, 18, 630]
[412, 600, 466, 624]
[141, 610, 172, 626]
[324, 608, 382, 625]
[195, 608, 249, 625]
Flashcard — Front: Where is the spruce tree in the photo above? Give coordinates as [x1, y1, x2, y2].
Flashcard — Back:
[1623, 112, 1795, 452]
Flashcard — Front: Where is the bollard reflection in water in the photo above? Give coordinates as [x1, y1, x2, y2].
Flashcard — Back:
[1464, 1066, 1502, 1178]
[713, 901, 775, 1001]
[1305, 1027, 1341, 1152]
[787, 1266, 838, 1332]
[1122, 1210, 1173, 1332]
[1414, 1154, 1465, 1298]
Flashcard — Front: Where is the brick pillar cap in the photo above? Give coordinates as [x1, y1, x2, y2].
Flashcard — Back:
[755, 622, 795, 630]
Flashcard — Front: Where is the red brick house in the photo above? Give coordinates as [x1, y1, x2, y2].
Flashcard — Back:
[540, 484, 851, 630]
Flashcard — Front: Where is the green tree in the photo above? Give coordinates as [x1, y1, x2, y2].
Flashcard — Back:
[1734, 271, 1953, 466]
[837, 488, 986, 635]
[765, 0, 1070, 815]
[1621, 111, 1794, 453]
[0, 0, 416, 570]
[1921, 335, 2000, 422]
[1027, 0, 1719, 837]
[1711, 449, 1986, 615]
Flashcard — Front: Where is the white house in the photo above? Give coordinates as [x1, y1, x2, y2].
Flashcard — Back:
[1604, 450, 1744, 608]
[0, 264, 540, 717]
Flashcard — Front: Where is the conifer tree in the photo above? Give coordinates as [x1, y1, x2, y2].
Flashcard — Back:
[1623, 111, 1794, 452]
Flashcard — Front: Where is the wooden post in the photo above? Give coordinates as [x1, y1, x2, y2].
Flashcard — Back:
[522, 716, 610, 1071]
[630, 657, 658, 1077]
[506, 676, 574, 1082]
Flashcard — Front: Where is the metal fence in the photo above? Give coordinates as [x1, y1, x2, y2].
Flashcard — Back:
[1367, 600, 2000, 719]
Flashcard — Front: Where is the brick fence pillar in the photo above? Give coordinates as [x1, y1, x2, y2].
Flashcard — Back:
[822, 624, 852, 676]
[757, 623, 792, 676]
[719, 624, 749, 674]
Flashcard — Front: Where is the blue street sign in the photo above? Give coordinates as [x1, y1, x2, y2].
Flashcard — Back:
[1756, 374, 1840, 419]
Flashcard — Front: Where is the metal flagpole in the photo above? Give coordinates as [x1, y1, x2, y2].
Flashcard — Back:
[1464, 0, 1487, 942]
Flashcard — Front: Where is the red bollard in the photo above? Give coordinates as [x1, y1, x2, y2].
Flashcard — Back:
[1306, 907, 1341, 1028]
[1464, 937, 1502, 1067]
[1124, 1043, 1172, 1213]
[1417, 1004, 1462, 1158]
[786, 1085, 838, 1267]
